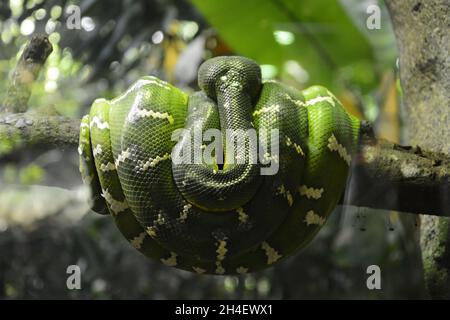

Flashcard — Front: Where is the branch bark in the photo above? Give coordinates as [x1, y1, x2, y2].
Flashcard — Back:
[346, 123, 450, 217]
[0, 113, 80, 155]
[1, 35, 52, 113]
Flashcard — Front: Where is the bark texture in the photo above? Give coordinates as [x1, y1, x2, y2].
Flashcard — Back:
[1, 35, 52, 113]
[347, 125, 450, 217]
[386, 0, 450, 299]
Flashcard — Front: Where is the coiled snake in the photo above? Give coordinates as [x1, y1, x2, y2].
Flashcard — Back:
[79, 56, 360, 275]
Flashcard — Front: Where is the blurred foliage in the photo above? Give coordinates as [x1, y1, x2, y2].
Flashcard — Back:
[192, 0, 375, 91]
[0, 0, 426, 299]
[192, 0, 399, 124]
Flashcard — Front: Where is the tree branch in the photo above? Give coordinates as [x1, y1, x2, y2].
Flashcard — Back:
[0, 113, 80, 155]
[1, 112, 449, 218]
[1, 35, 53, 113]
[345, 122, 450, 217]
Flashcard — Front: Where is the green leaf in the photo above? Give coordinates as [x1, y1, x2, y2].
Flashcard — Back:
[192, 0, 375, 90]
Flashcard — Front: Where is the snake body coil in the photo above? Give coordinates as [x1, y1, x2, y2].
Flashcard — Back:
[79, 56, 360, 274]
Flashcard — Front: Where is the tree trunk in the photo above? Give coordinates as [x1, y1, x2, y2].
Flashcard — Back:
[386, 0, 450, 298]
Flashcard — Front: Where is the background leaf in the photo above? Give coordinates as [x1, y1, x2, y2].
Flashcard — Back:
[191, 0, 376, 91]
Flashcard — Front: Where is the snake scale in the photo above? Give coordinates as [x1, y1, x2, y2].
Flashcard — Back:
[79, 56, 361, 275]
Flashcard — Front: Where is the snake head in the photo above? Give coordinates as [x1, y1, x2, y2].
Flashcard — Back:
[198, 56, 262, 103]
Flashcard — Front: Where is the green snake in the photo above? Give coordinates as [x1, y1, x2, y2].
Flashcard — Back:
[79, 56, 361, 275]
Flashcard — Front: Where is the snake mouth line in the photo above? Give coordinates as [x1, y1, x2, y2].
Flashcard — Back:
[171, 127, 280, 176]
